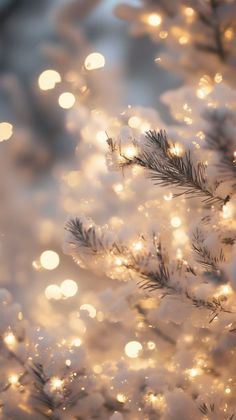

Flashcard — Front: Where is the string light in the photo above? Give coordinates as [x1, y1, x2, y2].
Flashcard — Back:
[124, 341, 143, 358]
[169, 143, 183, 156]
[9, 374, 19, 385]
[171, 216, 182, 228]
[117, 393, 127, 403]
[60, 279, 78, 298]
[225, 387, 231, 394]
[214, 73, 223, 84]
[84, 52, 105, 70]
[38, 69, 61, 90]
[58, 92, 75, 109]
[71, 338, 82, 347]
[40, 250, 60, 270]
[128, 116, 141, 128]
[132, 241, 143, 251]
[3, 332, 16, 348]
[113, 183, 124, 194]
[122, 145, 137, 159]
[50, 377, 64, 391]
[45, 284, 62, 300]
[147, 14, 162, 27]
[80, 304, 96, 318]
[184, 7, 195, 17]
[0, 122, 13, 142]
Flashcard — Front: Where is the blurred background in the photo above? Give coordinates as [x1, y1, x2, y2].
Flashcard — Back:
[0, 0, 179, 327]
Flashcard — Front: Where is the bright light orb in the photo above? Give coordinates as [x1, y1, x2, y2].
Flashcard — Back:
[45, 284, 62, 300]
[84, 52, 105, 71]
[171, 216, 182, 228]
[80, 304, 97, 318]
[71, 337, 82, 347]
[0, 122, 13, 142]
[61, 279, 78, 298]
[128, 116, 141, 129]
[38, 69, 61, 91]
[58, 92, 75, 109]
[50, 377, 64, 391]
[147, 14, 162, 27]
[9, 374, 19, 385]
[4, 332, 16, 348]
[40, 250, 60, 270]
[125, 341, 143, 358]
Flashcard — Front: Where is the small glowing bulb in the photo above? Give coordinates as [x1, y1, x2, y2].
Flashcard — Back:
[96, 131, 107, 142]
[58, 92, 75, 109]
[125, 341, 143, 358]
[184, 7, 195, 17]
[214, 72, 223, 84]
[169, 144, 183, 156]
[188, 367, 202, 378]
[164, 192, 173, 201]
[50, 377, 64, 391]
[159, 31, 168, 39]
[0, 122, 13, 142]
[4, 332, 16, 348]
[80, 304, 96, 318]
[222, 203, 233, 219]
[224, 28, 234, 41]
[117, 393, 127, 403]
[113, 183, 124, 194]
[45, 284, 62, 300]
[84, 52, 105, 70]
[171, 216, 181, 228]
[176, 248, 183, 259]
[147, 341, 156, 350]
[65, 359, 71, 367]
[40, 250, 60, 270]
[9, 374, 19, 385]
[71, 338, 82, 347]
[38, 69, 61, 91]
[60, 279, 78, 298]
[123, 145, 137, 159]
[147, 14, 162, 27]
[128, 116, 141, 128]
[132, 241, 143, 251]
[115, 257, 123, 266]
[178, 35, 189, 45]
[225, 387, 231, 394]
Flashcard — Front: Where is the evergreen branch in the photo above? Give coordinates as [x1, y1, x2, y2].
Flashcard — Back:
[204, 110, 236, 180]
[192, 229, 225, 272]
[119, 130, 224, 206]
[65, 217, 109, 254]
[195, 0, 228, 61]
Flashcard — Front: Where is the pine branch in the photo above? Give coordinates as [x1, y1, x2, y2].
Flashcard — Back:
[192, 229, 225, 273]
[118, 130, 224, 206]
[204, 110, 236, 180]
[195, 0, 228, 61]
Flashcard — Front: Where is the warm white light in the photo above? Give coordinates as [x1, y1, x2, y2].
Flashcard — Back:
[225, 387, 231, 394]
[147, 14, 162, 27]
[4, 332, 16, 348]
[184, 7, 195, 17]
[0, 122, 13, 142]
[117, 393, 127, 403]
[171, 216, 181, 228]
[45, 284, 62, 300]
[164, 193, 173, 201]
[38, 69, 61, 91]
[80, 304, 96, 318]
[132, 241, 143, 251]
[147, 341, 156, 350]
[224, 28, 234, 41]
[169, 144, 183, 156]
[96, 131, 107, 142]
[84, 52, 105, 70]
[113, 183, 124, 194]
[65, 359, 71, 367]
[40, 250, 60, 270]
[9, 374, 19, 385]
[60, 279, 78, 298]
[58, 92, 75, 109]
[71, 338, 82, 347]
[125, 341, 143, 358]
[214, 72, 223, 84]
[178, 35, 189, 45]
[128, 116, 141, 128]
[187, 367, 202, 378]
[50, 377, 64, 391]
[123, 145, 137, 159]
[222, 203, 234, 219]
